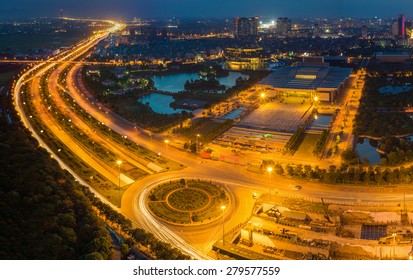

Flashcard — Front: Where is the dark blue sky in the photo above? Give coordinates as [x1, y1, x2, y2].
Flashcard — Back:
[1, 0, 413, 19]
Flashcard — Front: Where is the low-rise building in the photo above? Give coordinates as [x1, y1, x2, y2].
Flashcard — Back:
[259, 57, 352, 102]
[225, 47, 269, 71]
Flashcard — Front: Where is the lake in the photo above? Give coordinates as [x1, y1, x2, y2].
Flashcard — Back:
[138, 93, 185, 114]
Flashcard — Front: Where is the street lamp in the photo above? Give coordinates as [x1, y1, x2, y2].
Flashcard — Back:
[267, 166, 273, 202]
[196, 134, 201, 150]
[313, 95, 319, 107]
[260, 92, 266, 104]
[221, 205, 226, 246]
[164, 139, 169, 149]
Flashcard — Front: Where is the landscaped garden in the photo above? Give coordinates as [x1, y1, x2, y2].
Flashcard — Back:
[147, 179, 229, 225]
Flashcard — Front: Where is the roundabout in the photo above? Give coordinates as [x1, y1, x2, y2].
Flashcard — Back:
[147, 179, 229, 225]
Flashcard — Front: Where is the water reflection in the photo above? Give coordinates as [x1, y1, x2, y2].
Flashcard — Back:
[355, 137, 382, 165]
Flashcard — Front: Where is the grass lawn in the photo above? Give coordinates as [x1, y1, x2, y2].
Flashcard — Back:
[294, 133, 321, 159]
[149, 202, 191, 224]
[175, 117, 233, 143]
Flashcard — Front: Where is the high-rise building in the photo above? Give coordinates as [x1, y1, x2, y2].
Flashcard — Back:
[398, 14, 406, 38]
[234, 17, 259, 38]
[392, 20, 399, 38]
[276, 17, 291, 36]
[361, 25, 368, 39]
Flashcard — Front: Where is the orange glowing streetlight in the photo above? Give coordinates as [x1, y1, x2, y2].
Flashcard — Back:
[267, 166, 273, 201]
[196, 134, 201, 149]
[116, 160, 122, 207]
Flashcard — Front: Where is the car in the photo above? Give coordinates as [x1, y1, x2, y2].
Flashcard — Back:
[294, 185, 302, 191]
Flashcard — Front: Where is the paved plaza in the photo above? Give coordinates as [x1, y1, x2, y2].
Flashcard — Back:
[214, 101, 314, 152]
[238, 102, 311, 132]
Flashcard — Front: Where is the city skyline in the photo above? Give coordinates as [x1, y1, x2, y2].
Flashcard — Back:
[2, 0, 413, 19]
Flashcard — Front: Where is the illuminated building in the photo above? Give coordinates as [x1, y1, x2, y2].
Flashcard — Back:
[224, 47, 269, 70]
[234, 17, 259, 38]
[259, 57, 352, 102]
[392, 20, 399, 38]
[406, 21, 412, 37]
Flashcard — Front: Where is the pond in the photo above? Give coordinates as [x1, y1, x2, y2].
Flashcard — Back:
[355, 138, 382, 165]
[221, 107, 245, 120]
[313, 114, 333, 126]
[137, 93, 185, 115]
[308, 114, 333, 130]
[152, 71, 249, 93]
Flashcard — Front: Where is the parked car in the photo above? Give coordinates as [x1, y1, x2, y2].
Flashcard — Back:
[294, 185, 302, 191]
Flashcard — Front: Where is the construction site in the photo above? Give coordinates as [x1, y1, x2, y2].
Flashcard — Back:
[213, 192, 413, 260]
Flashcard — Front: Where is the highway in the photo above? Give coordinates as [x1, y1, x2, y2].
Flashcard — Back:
[0, 59, 116, 65]
[12, 18, 413, 260]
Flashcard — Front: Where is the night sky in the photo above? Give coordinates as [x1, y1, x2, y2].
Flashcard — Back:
[1, 0, 413, 19]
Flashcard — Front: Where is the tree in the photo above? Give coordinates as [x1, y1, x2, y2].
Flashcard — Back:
[190, 143, 197, 153]
[341, 149, 360, 165]
[120, 243, 130, 259]
[275, 164, 284, 175]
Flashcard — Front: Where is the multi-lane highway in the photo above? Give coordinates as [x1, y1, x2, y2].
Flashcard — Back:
[12, 18, 413, 260]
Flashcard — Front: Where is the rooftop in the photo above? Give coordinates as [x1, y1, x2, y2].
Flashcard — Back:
[260, 62, 352, 91]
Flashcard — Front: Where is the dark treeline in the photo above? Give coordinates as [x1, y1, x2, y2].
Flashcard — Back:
[269, 162, 413, 185]
[184, 78, 226, 91]
[353, 72, 413, 137]
[0, 127, 113, 259]
[1, 75, 190, 259]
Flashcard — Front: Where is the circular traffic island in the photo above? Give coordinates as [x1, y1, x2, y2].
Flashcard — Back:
[147, 179, 229, 225]
[168, 188, 211, 211]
